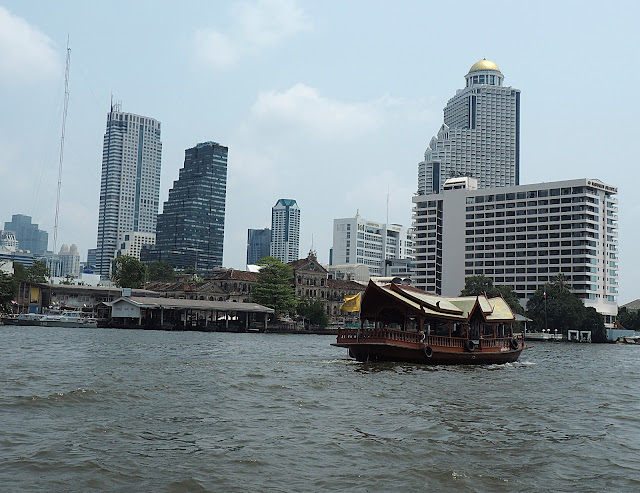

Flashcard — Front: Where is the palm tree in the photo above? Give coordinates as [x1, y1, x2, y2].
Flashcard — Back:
[553, 273, 570, 291]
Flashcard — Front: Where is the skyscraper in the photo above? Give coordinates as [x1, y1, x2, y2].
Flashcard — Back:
[3, 214, 48, 254]
[270, 199, 300, 263]
[95, 102, 162, 276]
[418, 59, 520, 195]
[247, 228, 271, 265]
[145, 141, 228, 272]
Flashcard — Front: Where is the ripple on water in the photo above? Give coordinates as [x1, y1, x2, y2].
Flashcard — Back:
[1, 330, 640, 492]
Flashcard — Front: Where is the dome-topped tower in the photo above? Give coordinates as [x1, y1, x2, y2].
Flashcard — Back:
[465, 58, 504, 87]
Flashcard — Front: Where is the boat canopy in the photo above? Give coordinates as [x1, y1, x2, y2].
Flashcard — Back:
[360, 281, 515, 324]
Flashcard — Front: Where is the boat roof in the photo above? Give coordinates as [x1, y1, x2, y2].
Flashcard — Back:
[360, 281, 515, 323]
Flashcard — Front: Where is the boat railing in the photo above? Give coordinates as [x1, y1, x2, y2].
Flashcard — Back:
[338, 328, 524, 349]
[337, 327, 424, 345]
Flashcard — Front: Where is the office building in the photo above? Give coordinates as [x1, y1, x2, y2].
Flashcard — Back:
[58, 244, 80, 277]
[270, 199, 300, 263]
[116, 232, 156, 261]
[3, 214, 48, 255]
[95, 102, 162, 276]
[411, 177, 618, 325]
[331, 213, 413, 276]
[418, 59, 520, 194]
[247, 228, 271, 265]
[145, 142, 228, 272]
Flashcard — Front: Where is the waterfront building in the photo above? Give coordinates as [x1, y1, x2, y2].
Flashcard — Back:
[95, 102, 162, 277]
[411, 177, 619, 325]
[246, 228, 271, 266]
[144, 142, 228, 273]
[3, 214, 48, 255]
[418, 59, 520, 195]
[331, 213, 413, 276]
[270, 199, 300, 263]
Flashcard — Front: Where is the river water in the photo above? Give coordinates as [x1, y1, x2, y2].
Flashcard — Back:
[1, 326, 639, 492]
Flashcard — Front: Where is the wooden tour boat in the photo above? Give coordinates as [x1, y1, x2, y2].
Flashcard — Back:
[333, 281, 529, 365]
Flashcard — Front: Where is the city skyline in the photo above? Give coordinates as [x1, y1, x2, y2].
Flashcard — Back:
[1, 1, 639, 303]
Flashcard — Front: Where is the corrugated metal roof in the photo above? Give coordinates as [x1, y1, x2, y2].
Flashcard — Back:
[110, 297, 274, 313]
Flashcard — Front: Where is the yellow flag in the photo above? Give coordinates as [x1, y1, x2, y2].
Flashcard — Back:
[340, 293, 361, 312]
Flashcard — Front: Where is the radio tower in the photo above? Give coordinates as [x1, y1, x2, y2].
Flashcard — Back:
[52, 37, 71, 258]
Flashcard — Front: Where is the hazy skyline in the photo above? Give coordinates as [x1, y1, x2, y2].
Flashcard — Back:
[1, 1, 638, 303]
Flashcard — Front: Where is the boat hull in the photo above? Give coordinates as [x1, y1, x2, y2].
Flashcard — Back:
[338, 343, 524, 365]
[334, 327, 528, 365]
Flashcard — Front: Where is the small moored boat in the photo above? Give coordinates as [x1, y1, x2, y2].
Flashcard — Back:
[615, 335, 640, 345]
[333, 281, 529, 365]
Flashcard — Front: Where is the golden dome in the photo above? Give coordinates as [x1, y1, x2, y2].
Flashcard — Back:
[468, 58, 500, 73]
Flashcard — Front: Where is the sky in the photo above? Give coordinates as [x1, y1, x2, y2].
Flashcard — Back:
[0, 0, 639, 303]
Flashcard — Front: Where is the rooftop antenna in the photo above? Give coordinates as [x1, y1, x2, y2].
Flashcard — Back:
[386, 186, 390, 225]
[52, 36, 71, 260]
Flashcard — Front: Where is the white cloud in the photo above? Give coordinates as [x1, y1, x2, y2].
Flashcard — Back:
[0, 6, 59, 82]
[192, 0, 311, 69]
[193, 30, 238, 69]
[250, 83, 384, 140]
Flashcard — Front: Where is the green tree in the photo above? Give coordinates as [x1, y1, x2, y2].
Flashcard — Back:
[583, 307, 606, 343]
[460, 275, 524, 315]
[111, 256, 148, 288]
[13, 262, 28, 281]
[0, 271, 17, 313]
[617, 307, 640, 332]
[148, 261, 175, 282]
[60, 274, 75, 285]
[27, 261, 50, 283]
[251, 256, 297, 317]
[297, 298, 329, 328]
[526, 284, 595, 335]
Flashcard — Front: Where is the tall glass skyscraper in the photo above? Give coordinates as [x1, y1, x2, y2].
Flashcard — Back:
[147, 141, 228, 273]
[270, 199, 300, 263]
[418, 59, 520, 195]
[95, 102, 162, 276]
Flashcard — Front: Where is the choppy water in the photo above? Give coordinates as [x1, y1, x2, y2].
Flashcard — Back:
[1, 326, 639, 492]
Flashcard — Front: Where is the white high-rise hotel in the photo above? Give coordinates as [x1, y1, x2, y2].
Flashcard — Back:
[270, 199, 300, 264]
[96, 102, 162, 276]
[412, 178, 619, 325]
[418, 59, 520, 194]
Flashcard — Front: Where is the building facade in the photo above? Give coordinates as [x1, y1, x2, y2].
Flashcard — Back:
[116, 232, 156, 261]
[331, 213, 413, 276]
[247, 228, 271, 265]
[95, 102, 162, 276]
[418, 59, 520, 195]
[58, 244, 81, 277]
[270, 199, 300, 263]
[412, 178, 618, 324]
[4, 214, 48, 255]
[143, 141, 227, 274]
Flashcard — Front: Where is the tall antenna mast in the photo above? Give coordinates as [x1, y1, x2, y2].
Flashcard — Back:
[53, 36, 71, 259]
[386, 186, 390, 225]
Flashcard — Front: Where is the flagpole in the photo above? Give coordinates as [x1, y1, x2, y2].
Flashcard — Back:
[544, 289, 548, 333]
